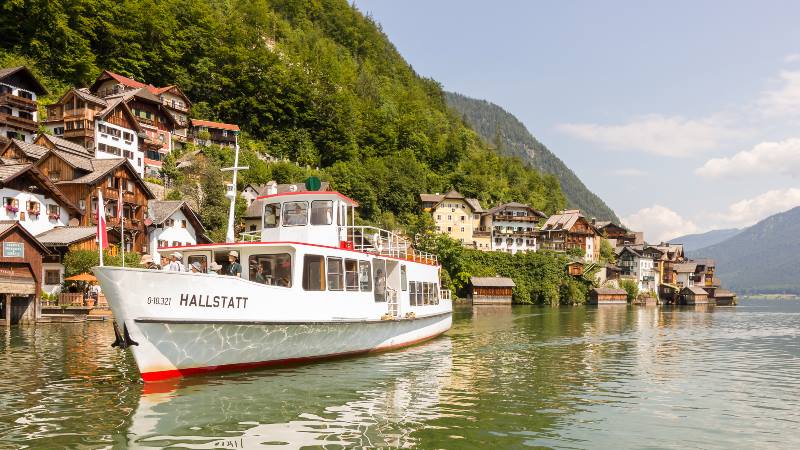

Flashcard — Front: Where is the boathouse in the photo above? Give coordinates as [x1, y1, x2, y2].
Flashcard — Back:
[589, 288, 627, 305]
[0, 220, 51, 325]
[469, 276, 515, 305]
[679, 286, 709, 305]
[711, 288, 736, 306]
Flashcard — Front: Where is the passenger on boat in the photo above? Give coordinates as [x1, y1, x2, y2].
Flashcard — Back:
[225, 251, 242, 277]
[160, 255, 170, 271]
[168, 252, 185, 272]
[208, 261, 222, 275]
[141, 255, 160, 270]
[190, 262, 202, 273]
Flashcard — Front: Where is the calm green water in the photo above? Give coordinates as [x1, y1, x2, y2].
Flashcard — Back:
[1, 300, 799, 449]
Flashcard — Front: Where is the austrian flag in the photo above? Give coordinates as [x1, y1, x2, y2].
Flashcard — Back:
[96, 189, 108, 249]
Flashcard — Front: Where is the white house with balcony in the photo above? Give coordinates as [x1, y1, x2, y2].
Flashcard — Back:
[147, 200, 209, 258]
[617, 246, 657, 292]
[94, 118, 142, 176]
[0, 164, 78, 236]
[0, 66, 47, 145]
[487, 202, 545, 254]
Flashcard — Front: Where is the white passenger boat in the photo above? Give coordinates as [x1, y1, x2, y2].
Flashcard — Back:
[95, 188, 452, 382]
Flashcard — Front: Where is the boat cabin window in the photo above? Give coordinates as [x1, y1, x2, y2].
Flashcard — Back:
[311, 200, 333, 225]
[345, 259, 359, 291]
[410, 282, 419, 306]
[327, 257, 344, 290]
[282, 201, 308, 226]
[373, 259, 386, 302]
[187, 255, 208, 273]
[359, 261, 371, 292]
[249, 253, 292, 287]
[302, 254, 325, 291]
[400, 265, 407, 291]
[263, 203, 280, 228]
[409, 281, 438, 306]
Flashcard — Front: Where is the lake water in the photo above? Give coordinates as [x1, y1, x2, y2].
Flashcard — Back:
[1, 299, 799, 449]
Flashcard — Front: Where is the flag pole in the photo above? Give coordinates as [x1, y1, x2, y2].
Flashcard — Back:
[119, 184, 125, 267]
[97, 187, 104, 267]
[222, 131, 248, 243]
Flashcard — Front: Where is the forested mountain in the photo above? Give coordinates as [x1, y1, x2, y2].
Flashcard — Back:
[0, 0, 567, 238]
[446, 92, 619, 222]
[669, 228, 740, 252]
[689, 207, 800, 294]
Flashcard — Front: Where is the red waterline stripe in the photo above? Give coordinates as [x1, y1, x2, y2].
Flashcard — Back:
[140, 331, 446, 383]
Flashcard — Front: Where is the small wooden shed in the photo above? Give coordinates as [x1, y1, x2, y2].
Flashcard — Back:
[469, 276, 515, 305]
[566, 261, 584, 277]
[680, 286, 709, 305]
[0, 221, 51, 325]
[711, 288, 736, 306]
[589, 288, 627, 305]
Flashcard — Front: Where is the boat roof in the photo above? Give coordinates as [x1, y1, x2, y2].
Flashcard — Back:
[255, 190, 358, 206]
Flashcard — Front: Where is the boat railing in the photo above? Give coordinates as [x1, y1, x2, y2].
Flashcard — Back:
[341, 225, 438, 264]
[239, 231, 261, 242]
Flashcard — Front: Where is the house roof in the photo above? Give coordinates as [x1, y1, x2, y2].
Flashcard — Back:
[55, 158, 155, 199]
[713, 288, 736, 298]
[151, 85, 192, 106]
[0, 164, 80, 215]
[8, 139, 49, 160]
[541, 210, 584, 232]
[443, 189, 464, 199]
[35, 226, 97, 246]
[48, 149, 94, 171]
[464, 198, 484, 213]
[37, 134, 93, 157]
[419, 191, 483, 213]
[73, 87, 107, 106]
[470, 276, 516, 287]
[0, 66, 47, 94]
[93, 70, 149, 90]
[95, 97, 142, 132]
[674, 263, 698, 273]
[244, 199, 265, 218]
[420, 193, 444, 203]
[148, 200, 206, 234]
[0, 220, 52, 254]
[486, 202, 545, 217]
[244, 181, 331, 197]
[192, 119, 240, 132]
[591, 288, 627, 295]
[682, 286, 708, 295]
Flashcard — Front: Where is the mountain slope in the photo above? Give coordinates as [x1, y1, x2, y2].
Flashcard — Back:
[446, 92, 619, 222]
[689, 207, 800, 294]
[670, 228, 740, 252]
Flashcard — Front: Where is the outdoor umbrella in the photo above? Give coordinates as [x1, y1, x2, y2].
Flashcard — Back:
[65, 273, 98, 283]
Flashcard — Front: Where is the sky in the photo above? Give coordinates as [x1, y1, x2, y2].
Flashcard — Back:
[355, 0, 800, 241]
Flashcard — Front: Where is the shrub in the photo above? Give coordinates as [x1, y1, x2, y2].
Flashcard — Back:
[619, 279, 639, 301]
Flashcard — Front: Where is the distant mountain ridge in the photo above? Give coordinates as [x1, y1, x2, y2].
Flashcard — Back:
[669, 228, 741, 252]
[689, 206, 800, 294]
[445, 92, 619, 222]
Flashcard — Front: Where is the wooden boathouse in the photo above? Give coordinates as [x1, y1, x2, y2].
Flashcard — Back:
[589, 287, 628, 305]
[469, 276, 515, 305]
[679, 286, 709, 305]
[0, 221, 50, 325]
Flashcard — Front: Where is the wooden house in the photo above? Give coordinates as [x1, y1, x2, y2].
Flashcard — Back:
[679, 286, 709, 305]
[469, 276, 515, 305]
[711, 288, 736, 306]
[35, 150, 155, 253]
[35, 226, 103, 295]
[589, 288, 628, 305]
[0, 220, 51, 325]
[191, 119, 239, 148]
[0, 139, 49, 164]
[567, 261, 585, 276]
[0, 66, 47, 145]
[538, 210, 600, 262]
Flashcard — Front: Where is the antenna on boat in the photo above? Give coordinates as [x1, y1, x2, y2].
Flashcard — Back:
[221, 131, 249, 243]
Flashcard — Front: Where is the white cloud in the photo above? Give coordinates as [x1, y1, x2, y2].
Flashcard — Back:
[612, 168, 647, 177]
[708, 188, 800, 228]
[785, 54, 800, 63]
[758, 70, 800, 117]
[622, 205, 699, 243]
[696, 138, 800, 177]
[556, 114, 743, 157]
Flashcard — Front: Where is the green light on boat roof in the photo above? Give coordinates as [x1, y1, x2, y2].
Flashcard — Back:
[305, 176, 321, 191]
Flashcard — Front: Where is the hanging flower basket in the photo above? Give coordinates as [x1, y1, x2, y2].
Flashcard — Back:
[5, 205, 18, 213]
[29, 210, 40, 217]
[48, 213, 60, 220]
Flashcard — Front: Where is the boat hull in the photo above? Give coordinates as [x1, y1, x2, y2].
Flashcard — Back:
[93, 266, 452, 382]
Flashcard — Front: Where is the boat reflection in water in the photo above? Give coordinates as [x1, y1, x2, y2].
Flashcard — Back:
[126, 337, 453, 448]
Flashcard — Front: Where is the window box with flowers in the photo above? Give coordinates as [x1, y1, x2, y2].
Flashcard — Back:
[47, 204, 60, 221]
[4, 198, 19, 215]
[27, 201, 40, 218]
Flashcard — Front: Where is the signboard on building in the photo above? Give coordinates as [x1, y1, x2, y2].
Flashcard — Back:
[3, 242, 24, 258]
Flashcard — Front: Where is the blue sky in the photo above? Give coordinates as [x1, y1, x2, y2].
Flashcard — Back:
[355, 0, 800, 241]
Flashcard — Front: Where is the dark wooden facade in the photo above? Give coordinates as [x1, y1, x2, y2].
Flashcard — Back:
[0, 222, 50, 325]
[469, 277, 515, 305]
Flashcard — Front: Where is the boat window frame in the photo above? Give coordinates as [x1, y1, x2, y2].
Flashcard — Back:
[344, 259, 359, 292]
[187, 254, 208, 273]
[373, 259, 386, 302]
[282, 201, 309, 227]
[400, 265, 407, 291]
[263, 202, 281, 228]
[302, 254, 326, 291]
[327, 256, 344, 291]
[248, 253, 292, 287]
[359, 260, 372, 292]
[409, 281, 418, 306]
[310, 200, 334, 226]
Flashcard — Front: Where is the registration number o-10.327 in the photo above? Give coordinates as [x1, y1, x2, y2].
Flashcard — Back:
[147, 296, 171, 306]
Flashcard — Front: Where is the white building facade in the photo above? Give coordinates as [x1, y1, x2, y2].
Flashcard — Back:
[147, 201, 206, 258]
[95, 120, 143, 176]
[0, 187, 71, 236]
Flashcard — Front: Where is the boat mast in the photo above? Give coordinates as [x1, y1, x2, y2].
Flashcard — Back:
[222, 131, 249, 243]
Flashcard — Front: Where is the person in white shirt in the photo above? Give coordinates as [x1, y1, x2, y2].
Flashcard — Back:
[169, 252, 185, 272]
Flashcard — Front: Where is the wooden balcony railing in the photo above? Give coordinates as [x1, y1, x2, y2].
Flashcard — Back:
[0, 93, 37, 111]
[0, 112, 36, 132]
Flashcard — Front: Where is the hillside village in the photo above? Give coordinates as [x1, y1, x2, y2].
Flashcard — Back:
[0, 66, 735, 324]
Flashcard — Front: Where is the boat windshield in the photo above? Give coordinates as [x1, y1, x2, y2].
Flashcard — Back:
[248, 253, 292, 287]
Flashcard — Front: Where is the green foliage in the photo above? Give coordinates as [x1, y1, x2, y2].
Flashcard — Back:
[62, 248, 141, 277]
[1, 0, 568, 233]
[144, 176, 163, 186]
[566, 246, 584, 258]
[619, 279, 639, 302]
[419, 234, 591, 305]
[599, 238, 615, 263]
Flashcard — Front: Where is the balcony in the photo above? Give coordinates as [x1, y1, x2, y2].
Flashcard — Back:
[493, 214, 537, 222]
[0, 112, 37, 132]
[63, 128, 92, 139]
[0, 93, 37, 111]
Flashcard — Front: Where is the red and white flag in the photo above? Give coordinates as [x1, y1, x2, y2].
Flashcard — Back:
[96, 189, 108, 250]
